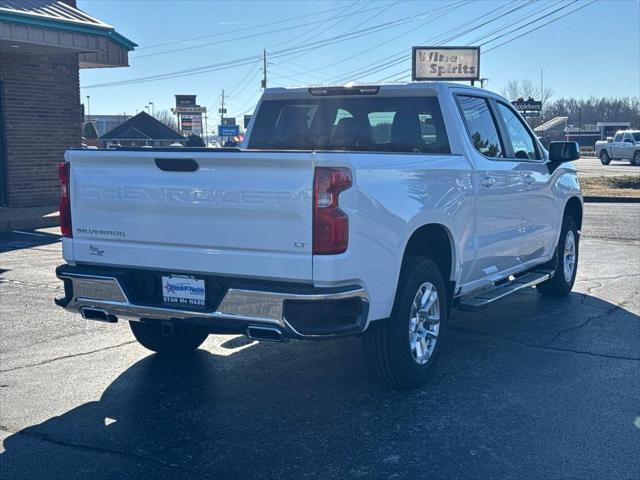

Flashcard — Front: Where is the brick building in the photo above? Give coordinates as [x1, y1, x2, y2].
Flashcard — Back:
[0, 0, 135, 208]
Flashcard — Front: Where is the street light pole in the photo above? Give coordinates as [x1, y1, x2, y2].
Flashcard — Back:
[86, 95, 91, 123]
[149, 102, 154, 116]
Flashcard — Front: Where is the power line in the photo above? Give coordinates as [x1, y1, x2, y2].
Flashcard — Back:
[333, 0, 529, 83]
[316, 0, 469, 79]
[134, 3, 362, 51]
[132, 2, 393, 59]
[270, 0, 361, 52]
[226, 61, 262, 98]
[84, 6, 443, 89]
[386, 0, 598, 81]
[479, 0, 579, 47]
[483, 0, 597, 53]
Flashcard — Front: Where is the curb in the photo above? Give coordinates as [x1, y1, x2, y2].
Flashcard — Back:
[0, 214, 59, 232]
[583, 196, 640, 204]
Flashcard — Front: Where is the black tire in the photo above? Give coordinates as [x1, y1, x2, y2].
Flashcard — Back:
[632, 151, 640, 166]
[599, 150, 611, 165]
[129, 321, 209, 355]
[536, 217, 579, 297]
[362, 258, 448, 389]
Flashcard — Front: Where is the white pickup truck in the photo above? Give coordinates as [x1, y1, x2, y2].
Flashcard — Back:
[55, 83, 582, 388]
[594, 130, 640, 166]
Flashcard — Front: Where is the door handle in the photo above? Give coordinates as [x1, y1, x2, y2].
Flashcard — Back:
[523, 174, 535, 185]
[480, 176, 496, 188]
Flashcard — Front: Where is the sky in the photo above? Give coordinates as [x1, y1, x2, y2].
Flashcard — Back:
[79, 0, 640, 128]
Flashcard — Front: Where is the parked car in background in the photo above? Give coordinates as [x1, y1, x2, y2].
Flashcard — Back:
[55, 82, 582, 388]
[594, 130, 640, 165]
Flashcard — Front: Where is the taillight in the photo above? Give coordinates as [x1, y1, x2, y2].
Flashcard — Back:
[58, 162, 72, 237]
[313, 167, 352, 255]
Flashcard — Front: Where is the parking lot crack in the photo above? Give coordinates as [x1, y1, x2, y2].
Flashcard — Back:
[0, 425, 216, 479]
[0, 341, 137, 373]
[544, 292, 633, 348]
[449, 329, 640, 361]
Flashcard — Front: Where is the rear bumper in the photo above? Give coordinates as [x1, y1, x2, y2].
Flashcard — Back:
[55, 264, 369, 339]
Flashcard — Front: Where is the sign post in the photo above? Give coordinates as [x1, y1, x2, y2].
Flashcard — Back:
[412, 46, 480, 84]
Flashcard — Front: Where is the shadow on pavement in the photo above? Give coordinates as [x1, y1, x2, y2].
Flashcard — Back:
[0, 230, 61, 253]
[1, 291, 639, 479]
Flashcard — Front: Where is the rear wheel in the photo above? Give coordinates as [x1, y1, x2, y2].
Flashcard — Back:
[632, 151, 640, 166]
[537, 216, 579, 297]
[362, 258, 448, 389]
[129, 321, 209, 355]
[599, 150, 611, 165]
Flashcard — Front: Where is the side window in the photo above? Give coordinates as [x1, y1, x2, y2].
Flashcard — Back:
[496, 102, 540, 160]
[418, 113, 437, 144]
[333, 108, 352, 125]
[457, 95, 504, 158]
[613, 133, 623, 142]
[623, 133, 632, 142]
[368, 111, 395, 144]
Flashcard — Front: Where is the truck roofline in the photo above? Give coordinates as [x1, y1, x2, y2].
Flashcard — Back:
[261, 81, 490, 100]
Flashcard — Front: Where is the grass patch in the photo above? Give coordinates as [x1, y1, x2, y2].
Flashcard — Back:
[580, 175, 640, 197]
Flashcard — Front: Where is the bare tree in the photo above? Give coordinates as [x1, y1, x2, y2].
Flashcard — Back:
[502, 79, 553, 104]
[154, 109, 178, 130]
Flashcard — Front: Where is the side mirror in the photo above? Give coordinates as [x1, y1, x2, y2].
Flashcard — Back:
[624, 138, 633, 143]
[548, 141, 580, 163]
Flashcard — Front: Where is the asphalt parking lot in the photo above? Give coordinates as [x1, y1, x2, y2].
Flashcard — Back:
[573, 156, 638, 178]
[1, 203, 639, 480]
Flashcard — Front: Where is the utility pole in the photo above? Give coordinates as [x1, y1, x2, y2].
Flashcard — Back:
[262, 49, 267, 89]
[204, 113, 209, 146]
[219, 89, 225, 125]
[86, 95, 91, 123]
[540, 69, 544, 121]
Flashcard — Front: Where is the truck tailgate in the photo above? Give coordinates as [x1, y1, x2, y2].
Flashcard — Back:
[67, 149, 314, 281]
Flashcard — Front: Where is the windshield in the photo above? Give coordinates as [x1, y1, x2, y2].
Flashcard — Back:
[248, 96, 450, 154]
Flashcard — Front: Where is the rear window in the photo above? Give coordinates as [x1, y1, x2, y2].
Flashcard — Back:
[248, 96, 450, 154]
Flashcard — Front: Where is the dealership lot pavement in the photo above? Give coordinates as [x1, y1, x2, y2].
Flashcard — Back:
[573, 156, 639, 178]
[1, 204, 639, 480]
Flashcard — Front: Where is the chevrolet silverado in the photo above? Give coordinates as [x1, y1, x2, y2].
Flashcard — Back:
[55, 83, 582, 388]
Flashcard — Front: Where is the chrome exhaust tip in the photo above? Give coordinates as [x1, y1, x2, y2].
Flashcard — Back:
[246, 325, 285, 343]
[80, 307, 117, 323]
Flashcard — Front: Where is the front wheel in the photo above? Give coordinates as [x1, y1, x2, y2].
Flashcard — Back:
[599, 150, 611, 165]
[362, 258, 448, 389]
[129, 321, 209, 355]
[537, 217, 579, 297]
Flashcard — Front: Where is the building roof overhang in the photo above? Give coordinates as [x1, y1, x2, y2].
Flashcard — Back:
[0, 1, 135, 67]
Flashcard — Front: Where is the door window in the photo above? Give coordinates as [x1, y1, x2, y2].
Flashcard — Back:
[457, 95, 504, 158]
[496, 102, 540, 160]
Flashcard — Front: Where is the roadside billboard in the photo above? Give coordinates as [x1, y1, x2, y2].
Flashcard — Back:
[412, 46, 480, 82]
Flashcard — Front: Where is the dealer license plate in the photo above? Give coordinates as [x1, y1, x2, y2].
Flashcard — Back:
[161, 275, 206, 306]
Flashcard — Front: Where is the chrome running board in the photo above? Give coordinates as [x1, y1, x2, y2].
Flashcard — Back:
[456, 270, 554, 312]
